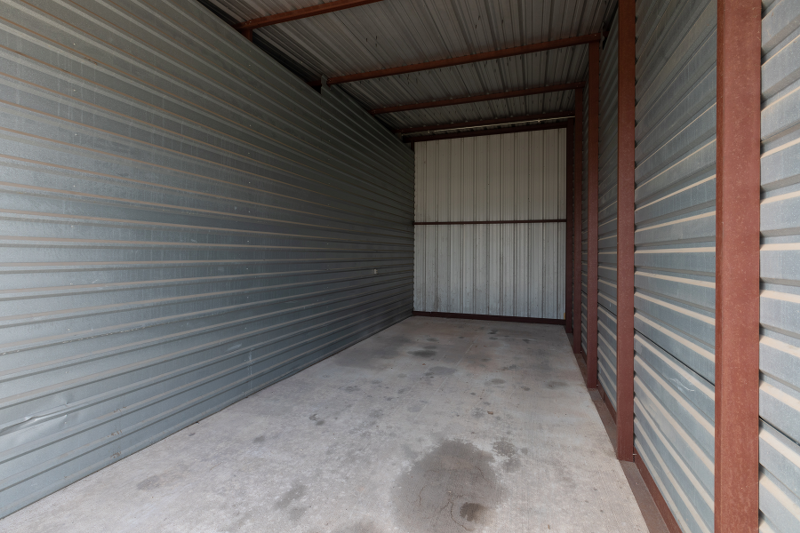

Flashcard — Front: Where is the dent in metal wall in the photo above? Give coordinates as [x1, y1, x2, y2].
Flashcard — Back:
[634, 0, 717, 531]
[581, 87, 590, 354]
[413, 131, 566, 319]
[598, 14, 619, 411]
[759, 0, 800, 531]
[0, 0, 414, 518]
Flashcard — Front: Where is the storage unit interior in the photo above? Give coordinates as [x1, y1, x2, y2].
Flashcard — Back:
[0, 1, 797, 532]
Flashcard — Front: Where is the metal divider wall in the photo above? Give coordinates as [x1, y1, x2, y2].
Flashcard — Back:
[413, 130, 567, 319]
[0, 0, 414, 518]
[633, 0, 717, 532]
[581, 88, 590, 356]
[759, 1, 800, 531]
[598, 14, 620, 412]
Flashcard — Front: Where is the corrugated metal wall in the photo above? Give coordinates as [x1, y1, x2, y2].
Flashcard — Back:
[413, 130, 566, 319]
[598, 14, 619, 411]
[0, 0, 414, 518]
[634, 0, 717, 532]
[581, 88, 590, 355]
[759, 0, 800, 531]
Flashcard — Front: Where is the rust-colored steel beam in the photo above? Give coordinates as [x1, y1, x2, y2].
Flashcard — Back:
[715, 1, 761, 532]
[616, 0, 636, 464]
[395, 111, 573, 134]
[404, 121, 567, 144]
[565, 119, 575, 335]
[372, 83, 583, 115]
[235, 0, 383, 31]
[315, 34, 602, 86]
[572, 88, 583, 354]
[586, 40, 600, 390]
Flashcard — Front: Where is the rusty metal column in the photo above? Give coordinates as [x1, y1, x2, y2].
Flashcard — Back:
[616, 0, 635, 463]
[572, 90, 584, 353]
[715, 0, 761, 531]
[566, 119, 575, 334]
[586, 41, 600, 389]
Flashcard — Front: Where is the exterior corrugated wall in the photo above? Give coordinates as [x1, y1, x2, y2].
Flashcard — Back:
[581, 88, 590, 354]
[413, 130, 566, 319]
[634, 0, 717, 532]
[0, 0, 414, 519]
[759, 1, 800, 531]
[598, 14, 619, 411]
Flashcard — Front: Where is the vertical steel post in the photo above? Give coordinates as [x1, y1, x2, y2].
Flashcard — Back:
[586, 41, 600, 389]
[566, 120, 575, 334]
[715, 0, 761, 531]
[572, 90, 584, 353]
[616, 0, 636, 463]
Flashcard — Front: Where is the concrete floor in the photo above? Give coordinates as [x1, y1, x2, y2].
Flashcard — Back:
[1, 317, 649, 533]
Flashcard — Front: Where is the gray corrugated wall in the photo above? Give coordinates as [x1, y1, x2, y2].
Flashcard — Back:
[413, 131, 567, 319]
[598, 13, 619, 411]
[581, 87, 590, 355]
[634, 0, 717, 532]
[0, 0, 414, 518]
[759, 1, 800, 531]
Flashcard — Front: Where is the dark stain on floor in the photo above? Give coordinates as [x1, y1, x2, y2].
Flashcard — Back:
[393, 439, 503, 532]
[309, 414, 325, 426]
[493, 440, 522, 473]
[136, 475, 160, 491]
[409, 349, 437, 358]
[424, 366, 457, 377]
[275, 481, 306, 509]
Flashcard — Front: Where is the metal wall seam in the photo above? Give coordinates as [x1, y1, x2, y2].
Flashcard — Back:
[581, 86, 590, 356]
[633, 0, 717, 531]
[597, 16, 619, 406]
[759, 0, 800, 530]
[0, 0, 414, 519]
[412, 130, 566, 319]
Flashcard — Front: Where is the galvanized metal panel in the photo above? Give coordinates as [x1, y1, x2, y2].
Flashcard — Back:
[597, 13, 619, 408]
[0, 0, 414, 518]
[203, 0, 614, 130]
[633, 0, 717, 531]
[413, 130, 566, 319]
[759, 0, 800, 530]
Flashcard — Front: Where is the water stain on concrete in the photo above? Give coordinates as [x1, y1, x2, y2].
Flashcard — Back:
[344, 385, 360, 393]
[409, 349, 437, 358]
[309, 414, 325, 426]
[393, 439, 503, 532]
[424, 366, 457, 377]
[521, 386, 531, 391]
[547, 381, 568, 389]
[332, 520, 383, 533]
[489, 379, 505, 385]
[253, 435, 266, 444]
[275, 481, 306, 509]
[288, 507, 307, 521]
[136, 476, 160, 491]
[493, 440, 522, 473]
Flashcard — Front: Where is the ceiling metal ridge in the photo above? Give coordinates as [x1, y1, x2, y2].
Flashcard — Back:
[234, 0, 385, 31]
[311, 33, 602, 86]
[394, 111, 575, 134]
[371, 82, 585, 115]
[404, 120, 569, 143]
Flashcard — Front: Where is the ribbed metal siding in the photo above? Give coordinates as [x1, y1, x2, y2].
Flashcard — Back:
[598, 14, 619, 410]
[581, 87, 589, 354]
[0, 0, 414, 518]
[413, 130, 566, 319]
[634, 0, 717, 532]
[759, 1, 800, 531]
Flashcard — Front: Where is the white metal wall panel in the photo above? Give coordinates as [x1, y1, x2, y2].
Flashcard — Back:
[634, 0, 717, 531]
[413, 130, 566, 319]
[598, 14, 620, 410]
[759, 0, 800, 531]
[581, 87, 590, 354]
[0, 0, 414, 518]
